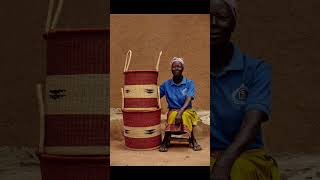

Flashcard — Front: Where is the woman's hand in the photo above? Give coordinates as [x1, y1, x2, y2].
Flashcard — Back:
[211, 110, 265, 179]
[211, 165, 231, 180]
[175, 111, 183, 126]
[211, 157, 233, 180]
[174, 96, 192, 126]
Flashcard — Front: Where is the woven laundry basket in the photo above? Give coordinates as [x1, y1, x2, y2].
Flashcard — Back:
[36, 1, 110, 180]
[122, 50, 162, 109]
[121, 108, 162, 150]
[37, 0, 110, 155]
[120, 50, 162, 150]
[41, 29, 109, 156]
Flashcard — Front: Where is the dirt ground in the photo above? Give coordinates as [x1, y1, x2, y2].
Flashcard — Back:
[1, 109, 319, 179]
[111, 137, 210, 166]
[110, 108, 210, 166]
[274, 153, 320, 180]
[0, 146, 41, 180]
[1, 146, 320, 179]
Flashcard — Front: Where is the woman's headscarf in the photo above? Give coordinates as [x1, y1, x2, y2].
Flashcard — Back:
[170, 57, 184, 66]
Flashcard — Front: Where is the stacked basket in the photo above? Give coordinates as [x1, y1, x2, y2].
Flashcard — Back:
[36, 1, 109, 180]
[121, 50, 162, 150]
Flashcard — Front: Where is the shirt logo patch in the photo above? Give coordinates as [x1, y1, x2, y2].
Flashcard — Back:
[232, 84, 248, 105]
[182, 88, 188, 96]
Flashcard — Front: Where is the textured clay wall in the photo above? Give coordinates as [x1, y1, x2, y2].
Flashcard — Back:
[110, 15, 210, 111]
[234, 0, 320, 152]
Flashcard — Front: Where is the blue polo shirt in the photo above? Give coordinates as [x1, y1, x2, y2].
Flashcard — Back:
[160, 77, 195, 110]
[211, 45, 272, 150]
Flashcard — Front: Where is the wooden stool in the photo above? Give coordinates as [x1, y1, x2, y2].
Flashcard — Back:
[170, 132, 190, 145]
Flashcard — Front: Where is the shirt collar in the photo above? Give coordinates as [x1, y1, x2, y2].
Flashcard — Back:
[211, 44, 244, 78]
[224, 45, 244, 71]
[170, 76, 186, 86]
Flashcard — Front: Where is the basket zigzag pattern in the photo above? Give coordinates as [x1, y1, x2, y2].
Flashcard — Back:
[40, 29, 110, 156]
[122, 50, 162, 150]
[39, 2, 109, 180]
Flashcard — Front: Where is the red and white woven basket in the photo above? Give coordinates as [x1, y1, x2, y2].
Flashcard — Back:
[36, 2, 110, 180]
[39, 29, 110, 156]
[122, 50, 161, 110]
[122, 108, 162, 150]
[121, 50, 162, 150]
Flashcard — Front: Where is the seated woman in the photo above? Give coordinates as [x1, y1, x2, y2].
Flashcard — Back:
[210, 0, 281, 179]
[159, 57, 202, 152]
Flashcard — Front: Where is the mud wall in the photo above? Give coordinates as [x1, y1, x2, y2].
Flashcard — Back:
[234, 0, 320, 152]
[110, 15, 210, 112]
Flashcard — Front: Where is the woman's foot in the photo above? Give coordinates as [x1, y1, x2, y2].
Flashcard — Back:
[190, 130, 202, 151]
[159, 142, 168, 152]
[159, 132, 171, 152]
[189, 138, 194, 148]
[192, 140, 202, 151]
[189, 138, 202, 151]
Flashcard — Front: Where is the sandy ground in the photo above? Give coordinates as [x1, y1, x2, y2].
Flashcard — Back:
[275, 153, 320, 180]
[110, 108, 210, 166]
[111, 137, 210, 166]
[1, 110, 319, 179]
[0, 146, 41, 180]
[1, 148, 320, 179]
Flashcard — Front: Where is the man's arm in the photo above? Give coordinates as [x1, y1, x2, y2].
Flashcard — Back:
[212, 61, 272, 180]
[176, 80, 195, 124]
[179, 96, 193, 111]
[159, 82, 165, 98]
[175, 96, 193, 125]
[211, 110, 267, 179]
[223, 110, 267, 157]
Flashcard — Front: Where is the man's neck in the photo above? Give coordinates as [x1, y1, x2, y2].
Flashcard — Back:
[211, 42, 234, 75]
[173, 75, 183, 84]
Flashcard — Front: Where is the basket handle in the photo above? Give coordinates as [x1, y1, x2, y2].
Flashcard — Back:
[124, 50, 162, 72]
[121, 88, 124, 110]
[45, 0, 64, 33]
[158, 86, 161, 109]
[156, 51, 162, 71]
[36, 84, 45, 153]
[124, 50, 132, 72]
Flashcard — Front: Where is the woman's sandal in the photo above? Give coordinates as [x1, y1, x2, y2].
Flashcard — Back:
[190, 139, 202, 151]
[192, 143, 202, 151]
[159, 142, 169, 152]
[189, 138, 194, 148]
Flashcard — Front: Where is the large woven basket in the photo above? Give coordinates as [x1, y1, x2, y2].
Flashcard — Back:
[37, 153, 109, 180]
[45, 29, 109, 75]
[122, 108, 162, 150]
[38, 1, 110, 155]
[39, 29, 110, 156]
[122, 50, 161, 109]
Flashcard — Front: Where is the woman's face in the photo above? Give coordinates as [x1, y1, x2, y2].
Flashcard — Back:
[210, 0, 236, 47]
[171, 61, 184, 77]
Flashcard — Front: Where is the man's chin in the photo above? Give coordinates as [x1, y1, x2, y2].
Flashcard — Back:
[211, 39, 228, 48]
